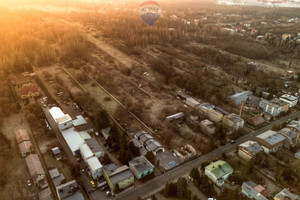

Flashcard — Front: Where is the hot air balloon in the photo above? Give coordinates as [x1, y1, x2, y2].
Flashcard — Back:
[139, 1, 161, 26]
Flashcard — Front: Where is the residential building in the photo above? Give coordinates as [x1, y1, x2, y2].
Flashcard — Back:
[129, 156, 154, 179]
[274, 188, 300, 200]
[222, 113, 244, 132]
[200, 119, 216, 135]
[270, 99, 290, 112]
[51, 147, 62, 161]
[207, 108, 223, 123]
[144, 139, 164, 155]
[247, 95, 261, 108]
[287, 120, 300, 142]
[101, 127, 111, 140]
[229, 91, 253, 106]
[134, 130, 148, 140]
[18, 140, 32, 157]
[56, 180, 84, 200]
[103, 164, 134, 194]
[25, 154, 48, 189]
[19, 84, 40, 99]
[87, 156, 103, 180]
[247, 115, 265, 128]
[241, 181, 268, 200]
[255, 130, 286, 153]
[49, 168, 65, 186]
[238, 141, 264, 160]
[204, 160, 233, 186]
[280, 94, 298, 108]
[85, 138, 104, 159]
[278, 128, 298, 148]
[80, 143, 94, 162]
[259, 99, 282, 116]
[73, 115, 94, 133]
[131, 138, 147, 156]
[15, 129, 30, 144]
[140, 133, 154, 144]
[38, 188, 52, 200]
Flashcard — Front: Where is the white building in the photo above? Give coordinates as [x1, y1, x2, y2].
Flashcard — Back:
[280, 94, 298, 108]
[56, 114, 72, 131]
[61, 127, 86, 155]
[80, 143, 94, 162]
[86, 157, 102, 180]
[49, 107, 65, 122]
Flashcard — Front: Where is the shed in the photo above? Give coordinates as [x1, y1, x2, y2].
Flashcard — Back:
[15, 129, 30, 144]
[18, 140, 32, 157]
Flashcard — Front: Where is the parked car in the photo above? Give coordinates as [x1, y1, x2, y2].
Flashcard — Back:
[105, 191, 111, 196]
[90, 180, 96, 188]
[230, 140, 236, 144]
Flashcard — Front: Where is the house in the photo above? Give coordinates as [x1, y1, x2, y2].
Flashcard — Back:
[165, 112, 184, 122]
[18, 140, 32, 157]
[56, 180, 84, 200]
[56, 114, 72, 131]
[207, 109, 223, 123]
[73, 115, 93, 133]
[101, 127, 111, 140]
[270, 99, 290, 112]
[103, 164, 134, 194]
[19, 84, 40, 99]
[247, 115, 265, 128]
[131, 138, 147, 156]
[200, 119, 216, 135]
[241, 181, 268, 200]
[278, 128, 298, 148]
[80, 143, 94, 162]
[51, 147, 62, 160]
[255, 130, 286, 153]
[222, 113, 244, 132]
[85, 138, 104, 159]
[287, 120, 300, 140]
[15, 129, 30, 144]
[87, 156, 103, 180]
[238, 141, 264, 160]
[247, 95, 261, 109]
[274, 188, 300, 200]
[144, 139, 164, 155]
[129, 156, 154, 179]
[259, 99, 282, 116]
[25, 154, 48, 189]
[280, 94, 298, 108]
[49, 168, 65, 186]
[228, 91, 253, 106]
[38, 188, 52, 200]
[204, 160, 233, 186]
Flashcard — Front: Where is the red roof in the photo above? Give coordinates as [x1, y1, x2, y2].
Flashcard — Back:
[248, 115, 265, 126]
[15, 129, 30, 143]
[18, 141, 32, 154]
[19, 85, 39, 96]
[25, 154, 45, 178]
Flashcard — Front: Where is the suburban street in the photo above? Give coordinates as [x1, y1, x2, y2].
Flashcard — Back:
[117, 110, 300, 200]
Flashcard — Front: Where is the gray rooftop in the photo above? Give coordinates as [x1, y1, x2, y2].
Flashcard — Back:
[56, 180, 84, 200]
[239, 141, 263, 154]
[135, 130, 148, 139]
[280, 94, 298, 101]
[72, 115, 87, 126]
[275, 188, 300, 200]
[229, 91, 253, 105]
[270, 99, 289, 106]
[129, 156, 154, 174]
[247, 95, 261, 106]
[103, 164, 133, 185]
[145, 140, 163, 152]
[226, 113, 244, 123]
[259, 99, 281, 108]
[49, 168, 65, 187]
[278, 128, 297, 139]
[85, 138, 103, 153]
[101, 127, 111, 136]
[131, 138, 142, 148]
[256, 130, 286, 146]
[242, 181, 268, 200]
[140, 133, 153, 143]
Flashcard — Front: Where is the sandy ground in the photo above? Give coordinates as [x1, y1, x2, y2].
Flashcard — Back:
[0, 113, 39, 200]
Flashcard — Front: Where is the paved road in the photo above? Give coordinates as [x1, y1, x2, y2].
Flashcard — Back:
[117, 111, 300, 200]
